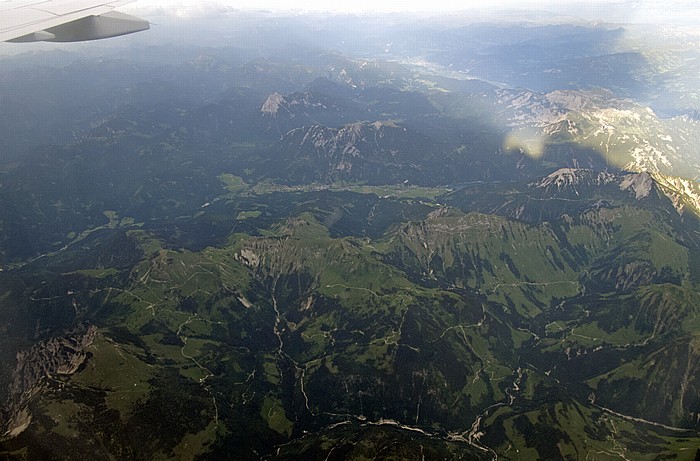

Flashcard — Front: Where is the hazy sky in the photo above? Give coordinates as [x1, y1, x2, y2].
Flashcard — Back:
[1, 0, 698, 55]
[125, 0, 572, 13]
[120, 0, 699, 25]
[125, 0, 616, 14]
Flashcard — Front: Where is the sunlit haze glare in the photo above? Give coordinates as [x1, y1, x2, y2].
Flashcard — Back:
[121, 0, 700, 25]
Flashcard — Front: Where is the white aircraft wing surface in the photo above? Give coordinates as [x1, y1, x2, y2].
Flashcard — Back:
[0, 0, 149, 42]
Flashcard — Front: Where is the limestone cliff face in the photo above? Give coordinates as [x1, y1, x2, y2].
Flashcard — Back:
[264, 121, 445, 185]
[1, 325, 97, 439]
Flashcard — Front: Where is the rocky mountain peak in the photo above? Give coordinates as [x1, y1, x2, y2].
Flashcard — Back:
[653, 173, 700, 216]
[261, 90, 340, 117]
[619, 171, 654, 199]
[335, 121, 382, 144]
[261, 92, 286, 115]
[533, 168, 615, 191]
[296, 125, 337, 149]
[290, 121, 397, 152]
[188, 54, 222, 72]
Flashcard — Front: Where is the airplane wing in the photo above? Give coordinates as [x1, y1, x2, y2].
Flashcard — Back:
[0, 0, 149, 43]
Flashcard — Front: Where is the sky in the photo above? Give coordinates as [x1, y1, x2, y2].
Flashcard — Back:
[125, 0, 571, 13]
[1, 0, 699, 55]
[119, 0, 700, 25]
[123, 0, 618, 15]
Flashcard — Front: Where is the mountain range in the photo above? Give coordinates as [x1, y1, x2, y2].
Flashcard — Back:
[1, 14, 700, 461]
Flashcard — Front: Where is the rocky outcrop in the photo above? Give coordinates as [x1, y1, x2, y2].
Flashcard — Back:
[533, 168, 616, 192]
[619, 171, 654, 199]
[261, 92, 286, 115]
[653, 173, 700, 217]
[1, 325, 98, 439]
[263, 121, 444, 184]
